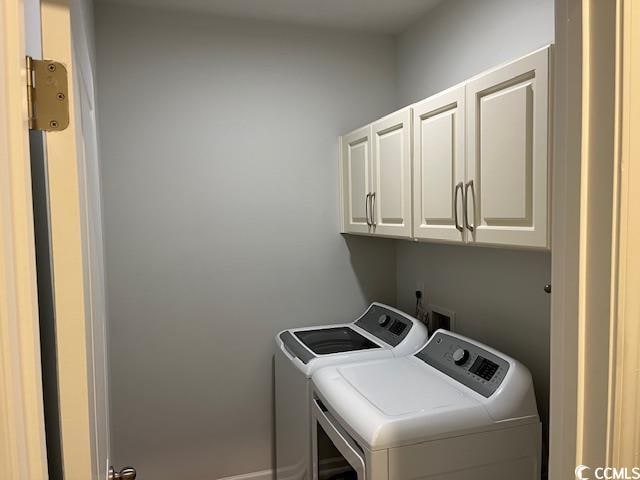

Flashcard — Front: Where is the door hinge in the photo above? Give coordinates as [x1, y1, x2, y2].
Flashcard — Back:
[26, 56, 69, 131]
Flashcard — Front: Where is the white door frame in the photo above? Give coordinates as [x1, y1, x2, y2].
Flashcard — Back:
[548, 1, 582, 477]
[37, 0, 110, 478]
[549, 0, 612, 475]
[0, 0, 49, 478]
[549, 0, 639, 477]
[607, 0, 640, 467]
[1, 0, 108, 478]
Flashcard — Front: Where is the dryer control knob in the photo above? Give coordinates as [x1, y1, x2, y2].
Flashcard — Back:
[453, 348, 469, 366]
[378, 314, 391, 327]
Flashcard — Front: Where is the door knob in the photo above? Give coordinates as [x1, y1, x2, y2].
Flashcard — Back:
[109, 466, 136, 480]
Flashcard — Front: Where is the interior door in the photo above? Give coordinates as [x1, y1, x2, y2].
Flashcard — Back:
[370, 108, 412, 238]
[412, 86, 466, 242]
[28, 0, 111, 478]
[341, 125, 372, 234]
[465, 47, 550, 248]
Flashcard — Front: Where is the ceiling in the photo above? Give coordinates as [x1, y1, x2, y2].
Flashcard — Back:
[96, 0, 444, 34]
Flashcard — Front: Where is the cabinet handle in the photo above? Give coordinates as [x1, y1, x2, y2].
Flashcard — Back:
[371, 192, 377, 227]
[365, 193, 371, 227]
[454, 182, 464, 232]
[464, 180, 476, 232]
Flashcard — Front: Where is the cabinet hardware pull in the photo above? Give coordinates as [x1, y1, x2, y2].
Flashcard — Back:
[365, 193, 371, 227]
[454, 182, 464, 232]
[464, 180, 476, 232]
[371, 192, 377, 227]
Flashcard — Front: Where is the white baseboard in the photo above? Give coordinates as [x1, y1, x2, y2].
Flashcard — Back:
[217, 468, 273, 480]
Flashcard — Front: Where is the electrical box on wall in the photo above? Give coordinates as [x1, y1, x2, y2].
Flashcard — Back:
[427, 304, 455, 334]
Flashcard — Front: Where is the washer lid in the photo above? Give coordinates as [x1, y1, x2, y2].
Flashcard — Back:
[276, 303, 429, 367]
[338, 358, 470, 416]
[312, 357, 495, 450]
[294, 326, 380, 355]
[312, 332, 541, 450]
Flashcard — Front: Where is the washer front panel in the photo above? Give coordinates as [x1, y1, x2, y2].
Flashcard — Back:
[416, 331, 510, 397]
[355, 304, 414, 347]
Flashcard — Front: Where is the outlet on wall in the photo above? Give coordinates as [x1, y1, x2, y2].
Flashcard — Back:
[413, 282, 428, 326]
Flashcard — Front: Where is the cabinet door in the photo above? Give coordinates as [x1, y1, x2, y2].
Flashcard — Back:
[341, 126, 372, 234]
[370, 108, 412, 238]
[466, 47, 550, 248]
[412, 86, 466, 242]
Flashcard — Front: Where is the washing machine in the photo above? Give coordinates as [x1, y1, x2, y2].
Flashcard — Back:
[311, 329, 541, 480]
[275, 303, 428, 480]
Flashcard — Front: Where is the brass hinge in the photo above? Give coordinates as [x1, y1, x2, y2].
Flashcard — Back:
[26, 56, 69, 131]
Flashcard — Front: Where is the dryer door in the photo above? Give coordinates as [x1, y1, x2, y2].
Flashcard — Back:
[311, 398, 365, 480]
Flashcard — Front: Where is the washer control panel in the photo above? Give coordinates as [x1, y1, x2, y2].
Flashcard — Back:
[355, 304, 413, 347]
[415, 331, 510, 397]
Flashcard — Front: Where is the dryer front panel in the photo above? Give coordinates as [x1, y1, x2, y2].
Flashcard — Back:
[311, 397, 365, 480]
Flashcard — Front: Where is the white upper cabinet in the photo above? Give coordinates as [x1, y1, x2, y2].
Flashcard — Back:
[341, 126, 372, 235]
[370, 108, 412, 238]
[412, 85, 466, 243]
[339, 46, 551, 250]
[465, 47, 550, 248]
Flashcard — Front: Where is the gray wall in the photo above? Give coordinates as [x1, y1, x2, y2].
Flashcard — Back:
[95, 5, 397, 479]
[394, 0, 554, 461]
[396, 0, 555, 105]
